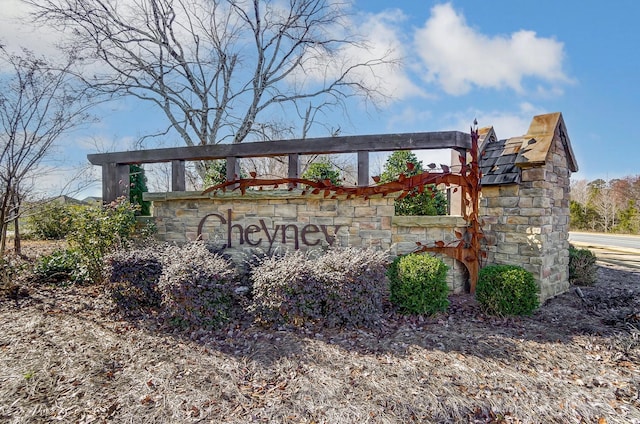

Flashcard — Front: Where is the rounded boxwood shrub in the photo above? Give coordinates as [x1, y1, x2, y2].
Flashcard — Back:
[387, 253, 449, 315]
[476, 265, 539, 316]
[569, 245, 597, 286]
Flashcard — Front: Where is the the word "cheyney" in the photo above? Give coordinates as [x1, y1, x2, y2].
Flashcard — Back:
[197, 209, 344, 250]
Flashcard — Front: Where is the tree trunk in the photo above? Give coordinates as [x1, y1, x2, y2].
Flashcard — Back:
[12, 195, 21, 256]
[0, 190, 9, 257]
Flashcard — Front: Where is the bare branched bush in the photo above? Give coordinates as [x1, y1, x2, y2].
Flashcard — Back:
[158, 242, 236, 329]
[250, 247, 388, 328]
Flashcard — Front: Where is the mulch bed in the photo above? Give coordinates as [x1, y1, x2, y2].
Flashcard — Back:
[0, 244, 639, 423]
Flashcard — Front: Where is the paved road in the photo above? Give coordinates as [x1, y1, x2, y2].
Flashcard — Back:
[569, 232, 640, 252]
[569, 232, 640, 270]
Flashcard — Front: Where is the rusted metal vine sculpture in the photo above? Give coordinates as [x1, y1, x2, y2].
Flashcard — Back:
[413, 125, 485, 293]
[203, 126, 484, 292]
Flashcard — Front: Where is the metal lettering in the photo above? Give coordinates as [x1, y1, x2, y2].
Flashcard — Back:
[196, 208, 345, 250]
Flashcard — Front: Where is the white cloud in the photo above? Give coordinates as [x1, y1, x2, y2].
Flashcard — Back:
[289, 8, 425, 104]
[414, 3, 569, 95]
[0, 0, 65, 60]
[443, 102, 546, 139]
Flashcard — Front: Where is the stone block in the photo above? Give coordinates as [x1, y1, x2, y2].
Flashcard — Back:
[298, 210, 338, 217]
[505, 233, 530, 244]
[496, 243, 519, 255]
[257, 204, 275, 216]
[481, 215, 499, 225]
[308, 217, 335, 226]
[369, 198, 392, 206]
[176, 208, 198, 218]
[334, 217, 354, 226]
[320, 203, 337, 211]
[481, 187, 500, 198]
[354, 206, 377, 216]
[529, 215, 553, 226]
[521, 168, 546, 182]
[276, 204, 298, 218]
[518, 208, 547, 217]
[506, 216, 529, 225]
[337, 205, 355, 217]
[553, 187, 564, 200]
[360, 221, 380, 230]
[498, 185, 519, 196]
[519, 187, 549, 198]
[359, 229, 392, 240]
[533, 197, 552, 208]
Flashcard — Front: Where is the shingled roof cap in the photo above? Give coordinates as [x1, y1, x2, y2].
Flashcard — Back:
[515, 112, 578, 172]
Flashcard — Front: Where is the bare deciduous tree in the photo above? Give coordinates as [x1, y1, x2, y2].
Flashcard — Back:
[570, 179, 589, 205]
[27, 0, 397, 177]
[0, 47, 91, 255]
[588, 179, 624, 233]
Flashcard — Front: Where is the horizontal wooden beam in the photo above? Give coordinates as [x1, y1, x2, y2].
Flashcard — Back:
[87, 131, 471, 165]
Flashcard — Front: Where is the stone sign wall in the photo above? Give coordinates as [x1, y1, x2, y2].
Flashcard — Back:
[143, 113, 578, 303]
[145, 190, 469, 293]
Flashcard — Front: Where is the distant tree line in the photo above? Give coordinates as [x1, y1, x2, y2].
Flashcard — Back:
[570, 176, 640, 234]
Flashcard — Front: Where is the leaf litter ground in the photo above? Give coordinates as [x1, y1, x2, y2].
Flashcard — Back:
[1, 243, 639, 423]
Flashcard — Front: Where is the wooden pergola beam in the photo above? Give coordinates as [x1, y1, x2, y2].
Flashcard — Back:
[89, 131, 471, 202]
[88, 131, 471, 165]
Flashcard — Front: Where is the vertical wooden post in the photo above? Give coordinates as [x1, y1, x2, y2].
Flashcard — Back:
[117, 164, 130, 201]
[453, 147, 468, 216]
[226, 157, 241, 180]
[288, 154, 300, 188]
[102, 163, 130, 203]
[101, 164, 113, 203]
[171, 160, 186, 191]
[357, 151, 369, 186]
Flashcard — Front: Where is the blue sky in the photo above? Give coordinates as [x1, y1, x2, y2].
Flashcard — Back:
[2, 0, 639, 197]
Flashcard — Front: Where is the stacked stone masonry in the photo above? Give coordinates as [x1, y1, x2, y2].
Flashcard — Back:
[147, 190, 469, 294]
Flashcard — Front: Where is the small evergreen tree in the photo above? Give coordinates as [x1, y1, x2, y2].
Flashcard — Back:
[302, 159, 342, 186]
[203, 160, 227, 187]
[129, 164, 151, 216]
[380, 151, 447, 216]
[203, 160, 247, 187]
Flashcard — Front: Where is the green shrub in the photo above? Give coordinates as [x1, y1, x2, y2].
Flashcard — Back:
[104, 245, 164, 314]
[387, 253, 449, 315]
[569, 245, 597, 286]
[33, 249, 88, 285]
[158, 242, 236, 329]
[250, 247, 389, 328]
[66, 197, 141, 283]
[26, 202, 78, 240]
[476, 265, 539, 316]
[301, 160, 342, 186]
